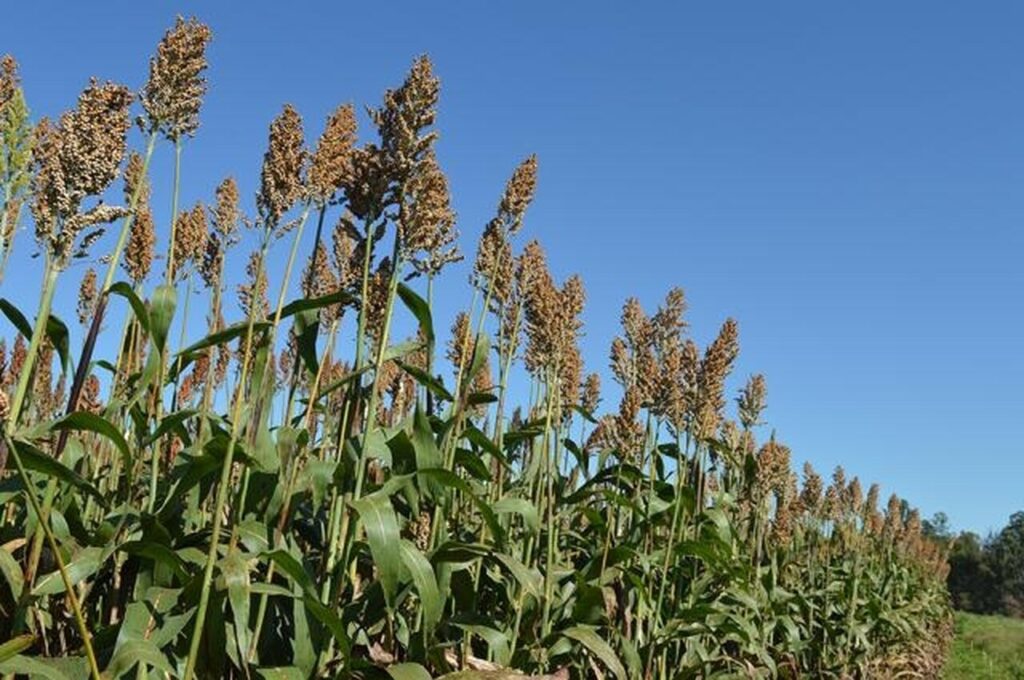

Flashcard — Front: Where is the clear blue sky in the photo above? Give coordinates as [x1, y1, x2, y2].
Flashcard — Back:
[3, 2, 1022, 534]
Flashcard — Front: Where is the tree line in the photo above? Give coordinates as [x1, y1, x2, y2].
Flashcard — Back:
[925, 511, 1024, 617]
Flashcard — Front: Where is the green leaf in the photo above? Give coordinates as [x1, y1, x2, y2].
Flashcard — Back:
[104, 639, 175, 678]
[107, 281, 150, 333]
[11, 439, 105, 505]
[562, 625, 628, 680]
[417, 468, 504, 545]
[33, 546, 104, 596]
[0, 635, 34, 664]
[277, 289, 355, 320]
[0, 298, 32, 338]
[351, 492, 402, 610]
[149, 284, 177, 352]
[256, 668, 307, 680]
[263, 550, 314, 594]
[119, 541, 188, 581]
[399, 540, 442, 636]
[0, 544, 25, 599]
[0, 655, 72, 679]
[141, 409, 197, 448]
[221, 550, 253, 670]
[463, 333, 489, 390]
[397, 283, 434, 348]
[387, 662, 432, 680]
[292, 308, 320, 375]
[49, 411, 131, 479]
[44, 314, 70, 373]
[178, 318, 273, 357]
[0, 301, 69, 376]
[397, 360, 452, 402]
[493, 553, 543, 600]
[493, 497, 540, 534]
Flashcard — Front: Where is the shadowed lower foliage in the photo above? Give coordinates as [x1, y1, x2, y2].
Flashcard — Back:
[0, 18, 952, 680]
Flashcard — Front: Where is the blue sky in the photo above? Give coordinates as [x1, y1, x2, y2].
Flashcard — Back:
[2, 2, 1022, 534]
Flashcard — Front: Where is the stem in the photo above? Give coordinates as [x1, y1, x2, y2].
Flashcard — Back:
[182, 244, 268, 680]
[6, 262, 58, 426]
[164, 139, 183, 286]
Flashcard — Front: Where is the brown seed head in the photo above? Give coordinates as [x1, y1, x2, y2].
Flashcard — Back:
[341, 143, 389, 221]
[364, 257, 393, 350]
[580, 373, 601, 415]
[81, 374, 102, 414]
[257, 104, 306, 229]
[304, 242, 336, 299]
[123, 207, 156, 283]
[446, 311, 471, 372]
[404, 150, 459, 275]
[123, 151, 151, 206]
[32, 80, 133, 264]
[213, 176, 240, 239]
[373, 55, 440, 182]
[0, 55, 19, 109]
[522, 242, 586, 380]
[846, 477, 864, 515]
[883, 493, 903, 540]
[865, 483, 880, 517]
[308, 103, 357, 205]
[737, 374, 767, 430]
[800, 462, 823, 516]
[651, 287, 687, 348]
[613, 385, 646, 460]
[331, 218, 357, 290]
[77, 267, 97, 325]
[199, 232, 223, 289]
[694, 318, 739, 441]
[141, 16, 213, 140]
[237, 250, 268, 319]
[756, 440, 791, 495]
[5, 335, 26, 391]
[61, 80, 133, 200]
[559, 340, 582, 418]
[472, 220, 514, 309]
[172, 202, 208, 280]
[493, 155, 538, 235]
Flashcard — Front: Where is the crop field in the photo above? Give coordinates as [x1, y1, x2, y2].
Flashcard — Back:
[0, 17, 955, 680]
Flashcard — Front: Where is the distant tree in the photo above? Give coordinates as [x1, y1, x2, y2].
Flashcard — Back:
[946, 531, 997, 613]
[989, 512, 1024, 617]
[923, 512, 952, 544]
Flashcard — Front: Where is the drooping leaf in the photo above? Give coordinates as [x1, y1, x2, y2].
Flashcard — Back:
[33, 546, 104, 596]
[103, 639, 175, 678]
[11, 439, 105, 505]
[0, 635, 34, 664]
[148, 283, 177, 352]
[493, 497, 540, 535]
[0, 655, 72, 679]
[387, 662, 432, 680]
[107, 281, 150, 333]
[399, 540, 442, 636]
[397, 283, 433, 348]
[562, 625, 628, 680]
[351, 492, 402, 610]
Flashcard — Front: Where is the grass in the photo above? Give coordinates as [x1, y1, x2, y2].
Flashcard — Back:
[945, 612, 1024, 679]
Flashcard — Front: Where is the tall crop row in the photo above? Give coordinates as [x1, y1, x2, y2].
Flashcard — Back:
[0, 19, 951, 679]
